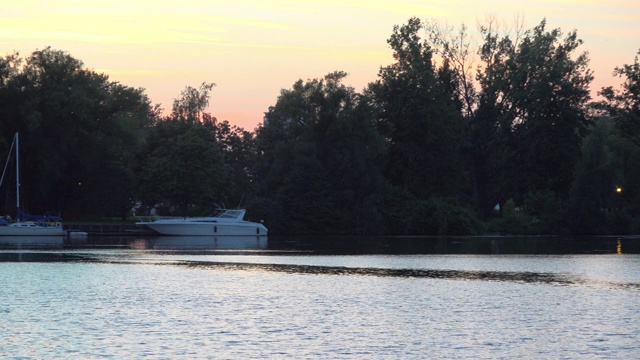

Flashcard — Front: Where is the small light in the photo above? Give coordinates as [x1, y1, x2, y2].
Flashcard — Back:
[616, 187, 622, 193]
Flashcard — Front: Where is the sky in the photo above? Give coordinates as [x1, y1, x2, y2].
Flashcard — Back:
[1, 0, 639, 130]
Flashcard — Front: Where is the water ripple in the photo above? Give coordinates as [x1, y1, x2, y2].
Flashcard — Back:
[3, 251, 639, 291]
[2, 251, 639, 358]
[164, 260, 640, 291]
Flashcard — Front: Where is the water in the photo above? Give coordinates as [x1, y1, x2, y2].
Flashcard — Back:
[1, 235, 639, 358]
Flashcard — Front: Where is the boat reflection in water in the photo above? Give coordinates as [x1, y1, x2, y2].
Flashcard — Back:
[140, 235, 268, 250]
[0, 235, 65, 249]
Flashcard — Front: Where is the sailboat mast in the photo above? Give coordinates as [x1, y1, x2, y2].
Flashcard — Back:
[15, 133, 19, 218]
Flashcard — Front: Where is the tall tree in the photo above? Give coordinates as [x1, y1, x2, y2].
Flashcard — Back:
[0, 52, 22, 137]
[476, 19, 593, 208]
[598, 49, 640, 147]
[137, 84, 228, 216]
[139, 119, 227, 216]
[0, 48, 153, 218]
[171, 82, 216, 121]
[368, 17, 467, 201]
[214, 120, 258, 207]
[255, 72, 386, 234]
[587, 49, 640, 231]
[569, 118, 618, 232]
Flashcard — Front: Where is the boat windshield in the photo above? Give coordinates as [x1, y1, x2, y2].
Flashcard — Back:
[217, 210, 242, 219]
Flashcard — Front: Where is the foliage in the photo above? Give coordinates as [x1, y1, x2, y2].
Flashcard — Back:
[593, 50, 640, 232]
[171, 82, 216, 121]
[568, 116, 640, 234]
[367, 17, 468, 202]
[254, 71, 387, 234]
[0, 23, 638, 236]
[569, 118, 622, 233]
[522, 190, 566, 234]
[214, 120, 258, 206]
[475, 19, 593, 212]
[0, 48, 153, 219]
[601, 209, 633, 235]
[598, 49, 640, 147]
[137, 104, 229, 216]
[486, 199, 541, 235]
[383, 191, 483, 236]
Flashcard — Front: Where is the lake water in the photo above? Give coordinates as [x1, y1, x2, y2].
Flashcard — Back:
[1, 235, 639, 359]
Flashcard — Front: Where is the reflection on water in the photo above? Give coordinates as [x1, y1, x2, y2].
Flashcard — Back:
[1, 235, 639, 358]
[69, 235, 269, 251]
[0, 235, 64, 249]
[1, 234, 639, 254]
[0, 252, 86, 262]
[140, 235, 267, 250]
[2, 235, 640, 291]
[267, 235, 640, 255]
[1, 243, 639, 292]
[618, 238, 623, 254]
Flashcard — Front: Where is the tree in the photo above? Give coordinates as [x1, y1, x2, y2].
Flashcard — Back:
[137, 84, 229, 216]
[598, 49, 640, 147]
[424, 20, 477, 119]
[368, 17, 468, 201]
[255, 72, 386, 234]
[0, 48, 154, 219]
[569, 117, 636, 233]
[171, 82, 216, 121]
[475, 19, 593, 210]
[138, 118, 228, 216]
[215, 120, 258, 207]
[0, 52, 22, 135]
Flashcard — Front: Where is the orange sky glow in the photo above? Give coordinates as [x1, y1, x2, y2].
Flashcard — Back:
[2, 0, 639, 130]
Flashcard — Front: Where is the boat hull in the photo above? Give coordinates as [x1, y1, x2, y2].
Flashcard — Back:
[139, 221, 268, 236]
[0, 223, 65, 236]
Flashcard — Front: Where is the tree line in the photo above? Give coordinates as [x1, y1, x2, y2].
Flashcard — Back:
[0, 18, 638, 235]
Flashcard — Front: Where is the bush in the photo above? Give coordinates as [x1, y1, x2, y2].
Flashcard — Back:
[382, 192, 483, 235]
[487, 199, 540, 235]
[487, 193, 569, 235]
[602, 209, 632, 235]
[523, 190, 566, 234]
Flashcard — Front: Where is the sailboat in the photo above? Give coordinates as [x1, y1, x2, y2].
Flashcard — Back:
[0, 133, 64, 236]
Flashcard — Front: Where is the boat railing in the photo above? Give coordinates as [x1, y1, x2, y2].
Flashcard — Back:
[136, 215, 182, 222]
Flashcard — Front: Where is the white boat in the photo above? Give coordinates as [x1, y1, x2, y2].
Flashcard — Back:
[136, 208, 268, 236]
[0, 133, 64, 236]
[0, 220, 64, 236]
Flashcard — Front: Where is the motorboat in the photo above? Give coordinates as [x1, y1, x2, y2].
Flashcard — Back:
[0, 133, 64, 236]
[136, 208, 268, 236]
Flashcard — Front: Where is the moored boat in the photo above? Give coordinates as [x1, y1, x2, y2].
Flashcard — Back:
[0, 219, 64, 236]
[0, 133, 64, 236]
[136, 208, 268, 236]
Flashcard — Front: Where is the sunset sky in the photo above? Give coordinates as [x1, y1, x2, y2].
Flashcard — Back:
[2, 0, 639, 130]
